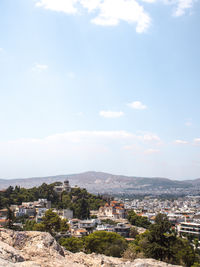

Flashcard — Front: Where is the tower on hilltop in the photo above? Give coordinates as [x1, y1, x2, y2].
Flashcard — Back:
[54, 180, 71, 194]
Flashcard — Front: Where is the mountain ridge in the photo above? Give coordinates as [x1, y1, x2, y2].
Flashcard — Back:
[0, 171, 199, 195]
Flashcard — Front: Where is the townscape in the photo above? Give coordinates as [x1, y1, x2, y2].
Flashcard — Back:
[1, 180, 200, 241]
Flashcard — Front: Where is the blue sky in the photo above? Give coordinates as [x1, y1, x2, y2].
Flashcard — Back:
[0, 0, 200, 179]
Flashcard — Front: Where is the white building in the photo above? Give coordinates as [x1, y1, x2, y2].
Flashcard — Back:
[54, 180, 71, 194]
[56, 209, 73, 220]
[177, 222, 200, 238]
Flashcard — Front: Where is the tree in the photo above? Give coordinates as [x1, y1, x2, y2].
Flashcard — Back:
[173, 238, 195, 267]
[191, 263, 200, 267]
[24, 220, 37, 231]
[123, 242, 144, 260]
[129, 227, 139, 238]
[73, 198, 90, 219]
[127, 210, 151, 229]
[59, 237, 84, 253]
[84, 231, 127, 257]
[140, 214, 174, 261]
[6, 207, 15, 229]
[33, 209, 69, 236]
[59, 219, 69, 233]
[132, 213, 196, 266]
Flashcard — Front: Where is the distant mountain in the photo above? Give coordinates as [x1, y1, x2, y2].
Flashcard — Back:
[0, 171, 198, 196]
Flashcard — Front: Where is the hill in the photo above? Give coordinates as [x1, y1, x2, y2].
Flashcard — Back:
[0, 171, 199, 196]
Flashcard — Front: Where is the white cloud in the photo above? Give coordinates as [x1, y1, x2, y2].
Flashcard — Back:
[141, 133, 160, 142]
[173, 0, 193, 16]
[174, 139, 188, 144]
[35, 0, 151, 33]
[0, 48, 3, 52]
[35, 0, 78, 14]
[99, 110, 124, 118]
[4, 130, 161, 145]
[35, 0, 196, 34]
[141, 0, 156, 3]
[32, 63, 48, 72]
[89, 0, 151, 33]
[80, 0, 101, 12]
[127, 101, 147, 110]
[144, 148, 160, 154]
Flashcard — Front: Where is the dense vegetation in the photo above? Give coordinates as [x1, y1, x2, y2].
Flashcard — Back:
[60, 213, 200, 266]
[124, 214, 200, 267]
[127, 210, 151, 228]
[0, 183, 106, 219]
[60, 231, 128, 257]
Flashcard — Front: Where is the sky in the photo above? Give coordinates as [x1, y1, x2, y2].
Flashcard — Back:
[0, 0, 200, 180]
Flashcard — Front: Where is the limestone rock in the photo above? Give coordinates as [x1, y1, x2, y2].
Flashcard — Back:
[0, 229, 182, 267]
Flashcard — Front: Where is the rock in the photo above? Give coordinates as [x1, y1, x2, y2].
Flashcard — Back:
[0, 240, 24, 263]
[131, 258, 182, 267]
[0, 229, 182, 267]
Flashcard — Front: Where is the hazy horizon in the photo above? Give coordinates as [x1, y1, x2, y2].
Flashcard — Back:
[0, 170, 199, 182]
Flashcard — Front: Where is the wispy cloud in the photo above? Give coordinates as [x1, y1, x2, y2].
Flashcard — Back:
[185, 121, 192, 127]
[194, 138, 200, 144]
[0, 130, 161, 177]
[5, 130, 161, 145]
[144, 148, 160, 154]
[32, 63, 48, 72]
[173, 0, 194, 16]
[174, 139, 188, 144]
[127, 101, 147, 110]
[99, 110, 124, 118]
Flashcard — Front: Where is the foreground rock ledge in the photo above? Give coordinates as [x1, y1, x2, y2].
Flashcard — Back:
[0, 229, 182, 267]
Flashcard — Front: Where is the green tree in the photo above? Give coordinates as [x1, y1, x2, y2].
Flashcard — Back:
[173, 238, 195, 267]
[127, 210, 151, 229]
[84, 231, 127, 257]
[129, 227, 139, 238]
[140, 214, 174, 261]
[191, 263, 200, 267]
[33, 209, 69, 236]
[59, 237, 84, 253]
[6, 207, 15, 229]
[132, 214, 196, 266]
[73, 198, 90, 219]
[24, 220, 37, 231]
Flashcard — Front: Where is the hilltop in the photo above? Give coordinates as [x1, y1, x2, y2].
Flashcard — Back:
[0, 171, 199, 196]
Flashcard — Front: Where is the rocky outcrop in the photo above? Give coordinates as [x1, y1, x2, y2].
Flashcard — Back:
[0, 229, 182, 267]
